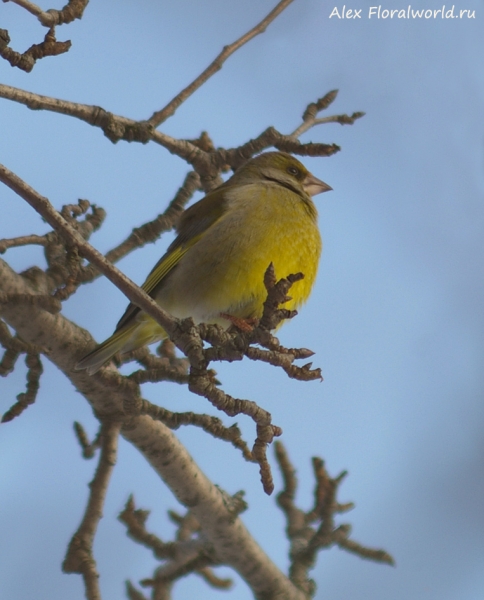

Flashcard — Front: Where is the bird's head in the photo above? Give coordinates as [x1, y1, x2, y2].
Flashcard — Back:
[233, 151, 332, 197]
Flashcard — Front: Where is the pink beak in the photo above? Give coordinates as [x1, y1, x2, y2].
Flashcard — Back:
[303, 172, 333, 196]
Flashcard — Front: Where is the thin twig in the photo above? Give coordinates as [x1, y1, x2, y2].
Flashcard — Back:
[0, 84, 347, 168]
[147, 0, 295, 127]
[0, 27, 71, 72]
[137, 399, 254, 462]
[7, 0, 45, 18]
[2, 352, 43, 422]
[119, 495, 178, 559]
[73, 421, 102, 459]
[290, 90, 365, 138]
[63, 420, 121, 600]
[0, 83, 198, 153]
[119, 497, 232, 595]
[274, 441, 395, 594]
[0, 234, 48, 253]
[125, 581, 148, 600]
[7, 0, 89, 27]
[291, 113, 366, 138]
[197, 568, 232, 590]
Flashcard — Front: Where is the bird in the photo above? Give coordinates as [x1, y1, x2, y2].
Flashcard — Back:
[75, 151, 332, 375]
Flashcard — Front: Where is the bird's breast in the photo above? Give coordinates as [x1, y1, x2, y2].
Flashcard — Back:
[156, 183, 322, 323]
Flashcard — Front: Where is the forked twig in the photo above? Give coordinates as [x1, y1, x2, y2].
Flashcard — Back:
[275, 442, 395, 595]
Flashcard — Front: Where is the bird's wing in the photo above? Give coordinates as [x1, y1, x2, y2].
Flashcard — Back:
[114, 186, 230, 331]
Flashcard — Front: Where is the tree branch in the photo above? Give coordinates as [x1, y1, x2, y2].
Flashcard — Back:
[0, 83, 201, 154]
[6, 0, 89, 27]
[274, 442, 395, 595]
[119, 496, 232, 596]
[0, 27, 71, 72]
[63, 420, 121, 600]
[290, 90, 366, 138]
[147, 0, 295, 127]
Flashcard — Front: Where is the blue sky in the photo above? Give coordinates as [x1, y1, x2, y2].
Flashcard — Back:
[1, 1, 483, 599]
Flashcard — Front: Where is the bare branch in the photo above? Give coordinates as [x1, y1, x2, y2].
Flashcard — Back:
[119, 495, 178, 560]
[63, 420, 121, 600]
[335, 528, 395, 565]
[0, 83, 203, 154]
[170, 314, 285, 494]
[6, 0, 89, 28]
[0, 292, 61, 314]
[1, 352, 43, 422]
[125, 581, 149, 600]
[0, 234, 48, 253]
[0, 27, 71, 72]
[0, 320, 21, 376]
[147, 0, 296, 127]
[197, 568, 232, 590]
[73, 421, 102, 459]
[291, 112, 366, 138]
[40, 200, 106, 294]
[5, 0, 46, 18]
[274, 442, 395, 595]
[0, 84, 357, 173]
[0, 318, 45, 421]
[128, 365, 189, 385]
[137, 399, 254, 462]
[120, 340, 190, 380]
[302, 90, 340, 120]
[119, 497, 234, 595]
[221, 127, 340, 171]
[291, 91, 366, 138]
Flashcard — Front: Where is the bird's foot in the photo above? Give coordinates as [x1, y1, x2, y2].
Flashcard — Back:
[220, 313, 259, 332]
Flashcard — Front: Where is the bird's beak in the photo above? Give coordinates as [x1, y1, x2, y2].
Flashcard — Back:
[303, 173, 332, 196]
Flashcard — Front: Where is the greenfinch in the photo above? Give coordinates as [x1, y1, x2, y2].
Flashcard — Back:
[76, 152, 331, 374]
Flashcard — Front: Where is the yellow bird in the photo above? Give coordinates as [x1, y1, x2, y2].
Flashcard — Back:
[76, 152, 331, 374]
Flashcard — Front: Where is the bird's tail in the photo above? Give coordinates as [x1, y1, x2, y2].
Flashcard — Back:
[74, 325, 134, 375]
[76, 317, 167, 375]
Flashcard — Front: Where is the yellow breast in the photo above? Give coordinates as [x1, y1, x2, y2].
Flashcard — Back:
[156, 182, 322, 325]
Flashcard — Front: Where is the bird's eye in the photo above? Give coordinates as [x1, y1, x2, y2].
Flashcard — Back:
[287, 166, 299, 176]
